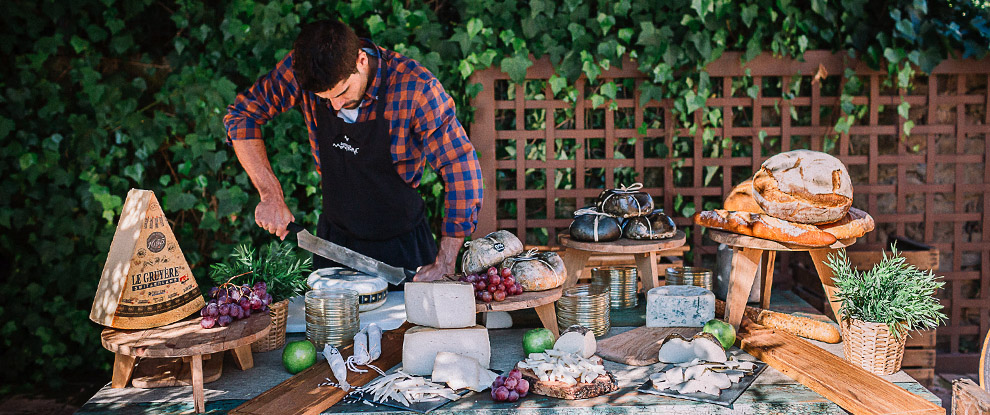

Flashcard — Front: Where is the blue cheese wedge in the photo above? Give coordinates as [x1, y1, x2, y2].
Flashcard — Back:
[646, 285, 715, 327]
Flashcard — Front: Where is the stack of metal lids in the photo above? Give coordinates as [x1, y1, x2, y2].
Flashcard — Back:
[308, 267, 388, 312]
[665, 266, 713, 291]
[304, 288, 360, 350]
[591, 267, 639, 309]
[555, 284, 611, 337]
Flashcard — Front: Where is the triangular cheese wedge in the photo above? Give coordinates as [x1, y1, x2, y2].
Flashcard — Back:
[90, 189, 205, 329]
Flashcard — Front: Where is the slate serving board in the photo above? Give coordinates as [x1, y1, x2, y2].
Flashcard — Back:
[636, 361, 768, 408]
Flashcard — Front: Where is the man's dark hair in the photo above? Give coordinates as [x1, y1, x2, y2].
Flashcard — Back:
[293, 20, 360, 92]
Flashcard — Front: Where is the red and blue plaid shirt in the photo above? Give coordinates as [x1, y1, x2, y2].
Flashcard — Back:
[224, 44, 482, 238]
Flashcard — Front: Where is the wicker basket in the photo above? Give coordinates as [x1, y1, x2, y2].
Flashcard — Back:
[841, 318, 907, 375]
[252, 299, 289, 352]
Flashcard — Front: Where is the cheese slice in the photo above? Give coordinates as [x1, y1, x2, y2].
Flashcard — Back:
[402, 325, 490, 376]
[432, 351, 481, 390]
[646, 285, 715, 327]
[404, 281, 476, 328]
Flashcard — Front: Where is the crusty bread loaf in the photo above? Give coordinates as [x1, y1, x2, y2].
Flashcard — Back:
[818, 207, 875, 240]
[723, 179, 764, 213]
[752, 150, 853, 224]
[693, 210, 837, 247]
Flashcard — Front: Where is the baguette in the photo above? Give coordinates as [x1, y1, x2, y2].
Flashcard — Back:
[714, 300, 841, 343]
[694, 210, 837, 247]
[817, 207, 875, 240]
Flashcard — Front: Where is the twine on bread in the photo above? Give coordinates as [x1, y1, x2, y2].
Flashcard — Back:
[600, 183, 647, 216]
[505, 248, 560, 280]
[573, 208, 615, 242]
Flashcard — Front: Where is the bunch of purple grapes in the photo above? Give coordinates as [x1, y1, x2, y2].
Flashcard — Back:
[200, 282, 272, 329]
[459, 266, 524, 303]
[491, 368, 529, 402]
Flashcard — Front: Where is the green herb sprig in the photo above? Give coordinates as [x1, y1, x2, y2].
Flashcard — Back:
[826, 244, 946, 339]
[209, 242, 312, 303]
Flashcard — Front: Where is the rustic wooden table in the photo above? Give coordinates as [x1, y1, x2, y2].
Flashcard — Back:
[557, 231, 687, 292]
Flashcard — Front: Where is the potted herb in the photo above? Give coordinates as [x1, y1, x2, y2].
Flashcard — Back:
[826, 245, 946, 375]
[210, 241, 311, 352]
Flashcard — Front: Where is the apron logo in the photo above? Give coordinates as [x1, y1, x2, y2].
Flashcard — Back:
[333, 141, 360, 155]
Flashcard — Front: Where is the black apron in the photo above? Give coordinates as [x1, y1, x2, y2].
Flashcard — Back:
[312, 46, 437, 272]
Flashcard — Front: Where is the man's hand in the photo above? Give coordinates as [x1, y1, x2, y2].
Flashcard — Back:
[413, 236, 463, 282]
[256, 197, 295, 240]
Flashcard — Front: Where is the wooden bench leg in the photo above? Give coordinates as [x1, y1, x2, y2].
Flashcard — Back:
[759, 251, 777, 309]
[560, 249, 592, 289]
[635, 251, 661, 292]
[231, 344, 254, 370]
[534, 302, 560, 339]
[111, 353, 136, 388]
[190, 354, 205, 413]
[726, 247, 763, 329]
[809, 248, 844, 323]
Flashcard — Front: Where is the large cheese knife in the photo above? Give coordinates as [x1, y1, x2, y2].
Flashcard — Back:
[286, 222, 414, 285]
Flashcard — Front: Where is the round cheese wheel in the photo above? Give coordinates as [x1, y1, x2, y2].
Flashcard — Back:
[307, 268, 388, 311]
[752, 150, 853, 224]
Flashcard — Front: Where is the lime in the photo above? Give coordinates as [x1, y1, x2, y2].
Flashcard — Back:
[522, 328, 556, 354]
[702, 319, 736, 350]
[282, 340, 317, 374]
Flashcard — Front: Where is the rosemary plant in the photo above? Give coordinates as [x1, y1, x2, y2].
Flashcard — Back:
[826, 244, 946, 339]
[209, 242, 312, 303]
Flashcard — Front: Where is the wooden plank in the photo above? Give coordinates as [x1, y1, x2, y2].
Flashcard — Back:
[902, 368, 935, 387]
[738, 322, 944, 415]
[476, 286, 562, 313]
[230, 322, 413, 415]
[597, 326, 699, 366]
[902, 349, 936, 369]
[951, 378, 990, 415]
[906, 330, 937, 348]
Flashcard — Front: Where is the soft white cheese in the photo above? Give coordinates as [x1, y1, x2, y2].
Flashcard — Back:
[402, 325, 491, 375]
[404, 282, 476, 328]
[431, 352, 481, 390]
[646, 285, 715, 327]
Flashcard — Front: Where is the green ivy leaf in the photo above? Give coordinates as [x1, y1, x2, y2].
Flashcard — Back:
[618, 28, 634, 44]
[741, 4, 758, 27]
[601, 81, 617, 99]
[596, 13, 615, 35]
[0, 116, 12, 140]
[903, 120, 915, 135]
[590, 94, 605, 108]
[549, 75, 567, 95]
[69, 36, 88, 53]
[898, 101, 910, 119]
[466, 18, 483, 38]
[501, 54, 533, 84]
[368, 15, 385, 36]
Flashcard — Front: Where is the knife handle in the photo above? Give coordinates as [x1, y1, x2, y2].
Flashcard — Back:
[286, 222, 306, 234]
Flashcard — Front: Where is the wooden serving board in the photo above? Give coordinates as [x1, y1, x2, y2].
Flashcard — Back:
[596, 326, 700, 366]
[476, 286, 562, 313]
[738, 322, 943, 415]
[558, 231, 686, 254]
[515, 356, 618, 400]
[229, 322, 413, 415]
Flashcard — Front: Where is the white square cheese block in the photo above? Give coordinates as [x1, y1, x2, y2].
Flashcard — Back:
[404, 281, 477, 328]
[402, 325, 490, 376]
[646, 285, 715, 327]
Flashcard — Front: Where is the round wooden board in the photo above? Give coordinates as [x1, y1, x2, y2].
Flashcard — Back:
[558, 230, 686, 254]
[101, 312, 271, 358]
[476, 286, 562, 313]
[706, 229, 856, 251]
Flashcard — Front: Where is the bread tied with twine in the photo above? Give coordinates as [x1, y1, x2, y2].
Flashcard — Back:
[598, 182, 655, 218]
[501, 248, 567, 291]
[570, 207, 622, 242]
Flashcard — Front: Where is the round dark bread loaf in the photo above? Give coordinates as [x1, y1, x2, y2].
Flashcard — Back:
[622, 209, 676, 240]
[569, 207, 622, 242]
[461, 230, 524, 275]
[752, 150, 853, 225]
[693, 209, 837, 247]
[501, 250, 566, 291]
[598, 184, 655, 218]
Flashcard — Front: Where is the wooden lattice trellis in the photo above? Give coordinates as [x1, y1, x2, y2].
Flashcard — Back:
[469, 50, 990, 366]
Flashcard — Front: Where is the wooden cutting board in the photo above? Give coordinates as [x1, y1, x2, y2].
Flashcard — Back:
[596, 326, 700, 366]
[739, 322, 943, 415]
[229, 322, 413, 415]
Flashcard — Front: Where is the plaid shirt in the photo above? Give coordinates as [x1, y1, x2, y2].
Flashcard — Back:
[223, 44, 483, 238]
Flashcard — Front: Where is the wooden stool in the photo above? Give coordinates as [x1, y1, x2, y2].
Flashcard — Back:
[101, 312, 271, 413]
[477, 286, 563, 337]
[558, 231, 687, 292]
[707, 229, 856, 329]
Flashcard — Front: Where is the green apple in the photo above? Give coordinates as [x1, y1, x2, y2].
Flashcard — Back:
[702, 319, 736, 350]
[282, 340, 317, 374]
[522, 328, 556, 354]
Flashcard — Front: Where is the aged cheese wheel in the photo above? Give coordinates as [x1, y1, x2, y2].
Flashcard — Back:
[693, 209, 838, 247]
[752, 150, 853, 224]
[502, 250, 566, 291]
[622, 209, 677, 240]
[307, 268, 388, 311]
[598, 184, 655, 218]
[90, 189, 205, 329]
[569, 207, 621, 242]
[461, 230, 524, 275]
[817, 207, 875, 240]
[723, 179, 764, 213]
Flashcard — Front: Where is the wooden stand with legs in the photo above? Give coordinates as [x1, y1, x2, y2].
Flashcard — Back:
[557, 231, 687, 292]
[707, 229, 856, 330]
[101, 312, 271, 413]
[477, 286, 563, 337]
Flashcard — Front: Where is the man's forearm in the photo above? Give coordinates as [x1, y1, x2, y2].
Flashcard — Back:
[435, 235, 463, 271]
[231, 139, 283, 201]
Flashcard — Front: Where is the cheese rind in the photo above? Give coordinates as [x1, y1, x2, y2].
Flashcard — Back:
[404, 282, 477, 328]
[646, 285, 715, 327]
[402, 325, 491, 375]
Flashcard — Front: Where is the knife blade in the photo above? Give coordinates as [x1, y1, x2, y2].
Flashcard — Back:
[286, 222, 414, 285]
